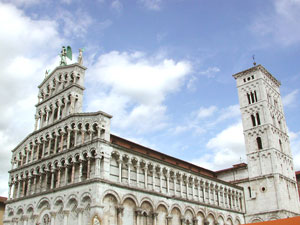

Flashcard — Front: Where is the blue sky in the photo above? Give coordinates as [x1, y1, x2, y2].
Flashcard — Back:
[0, 0, 300, 196]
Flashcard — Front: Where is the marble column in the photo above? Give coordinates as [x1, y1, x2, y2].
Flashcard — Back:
[166, 173, 170, 194]
[174, 175, 177, 196]
[144, 167, 148, 188]
[166, 216, 172, 225]
[95, 156, 101, 178]
[180, 175, 183, 197]
[8, 183, 12, 200]
[65, 166, 68, 185]
[50, 212, 56, 225]
[152, 212, 158, 225]
[87, 158, 91, 179]
[71, 163, 75, 183]
[67, 129, 71, 149]
[127, 163, 131, 185]
[152, 170, 156, 191]
[60, 133, 65, 152]
[56, 168, 61, 188]
[77, 208, 84, 225]
[22, 178, 26, 197]
[186, 180, 189, 199]
[54, 136, 58, 154]
[79, 161, 83, 182]
[136, 165, 140, 187]
[51, 170, 55, 189]
[27, 176, 32, 196]
[203, 184, 206, 203]
[116, 206, 124, 225]
[48, 138, 52, 155]
[33, 175, 37, 194]
[135, 209, 142, 225]
[74, 129, 78, 147]
[159, 169, 162, 192]
[81, 130, 85, 144]
[39, 173, 43, 193]
[34, 114, 39, 131]
[63, 211, 69, 225]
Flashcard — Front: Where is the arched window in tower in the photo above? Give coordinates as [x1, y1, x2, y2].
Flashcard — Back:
[274, 100, 278, 109]
[279, 139, 283, 152]
[278, 120, 283, 130]
[251, 115, 256, 127]
[256, 113, 261, 125]
[248, 186, 252, 198]
[272, 116, 276, 127]
[254, 91, 258, 102]
[251, 92, 255, 103]
[256, 137, 263, 150]
[247, 93, 251, 104]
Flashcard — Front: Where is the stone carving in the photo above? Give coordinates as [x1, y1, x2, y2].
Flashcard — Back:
[93, 216, 100, 225]
[78, 48, 84, 65]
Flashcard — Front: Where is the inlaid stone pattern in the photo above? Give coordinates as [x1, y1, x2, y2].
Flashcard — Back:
[3, 61, 298, 225]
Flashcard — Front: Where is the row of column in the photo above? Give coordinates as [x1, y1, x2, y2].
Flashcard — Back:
[9, 158, 92, 200]
[35, 94, 78, 130]
[7, 209, 85, 225]
[38, 72, 81, 103]
[15, 126, 100, 168]
[117, 161, 242, 211]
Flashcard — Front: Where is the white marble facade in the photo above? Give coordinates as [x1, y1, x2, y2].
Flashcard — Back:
[3, 58, 299, 225]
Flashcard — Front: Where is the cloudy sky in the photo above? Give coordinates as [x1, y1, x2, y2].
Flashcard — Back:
[1, 0, 300, 197]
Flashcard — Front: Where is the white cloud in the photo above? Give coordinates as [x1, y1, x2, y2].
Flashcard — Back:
[111, 0, 123, 12]
[282, 89, 299, 107]
[196, 106, 217, 120]
[0, 2, 64, 196]
[138, 0, 162, 11]
[191, 122, 245, 170]
[86, 50, 192, 133]
[61, 0, 72, 4]
[1, 0, 41, 7]
[251, 0, 300, 46]
[289, 129, 300, 171]
[199, 66, 220, 78]
[173, 104, 240, 136]
[55, 8, 94, 38]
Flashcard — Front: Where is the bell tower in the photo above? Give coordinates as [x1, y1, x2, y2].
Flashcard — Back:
[233, 64, 300, 222]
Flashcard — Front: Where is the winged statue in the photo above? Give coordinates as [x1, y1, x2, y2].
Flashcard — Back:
[60, 46, 72, 66]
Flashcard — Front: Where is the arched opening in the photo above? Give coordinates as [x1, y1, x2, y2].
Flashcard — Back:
[248, 187, 252, 198]
[247, 93, 251, 104]
[256, 137, 263, 150]
[256, 113, 261, 125]
[251, 115, 256, 127]
[279, 139, 283, 152]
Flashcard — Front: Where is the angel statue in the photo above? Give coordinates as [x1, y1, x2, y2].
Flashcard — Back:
[60, 46, 72, 66]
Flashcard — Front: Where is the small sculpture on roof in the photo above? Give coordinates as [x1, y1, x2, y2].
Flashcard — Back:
[78, 48, 84, 65]
[60, 46, 72, 66]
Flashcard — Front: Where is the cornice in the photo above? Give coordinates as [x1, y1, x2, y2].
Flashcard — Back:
[38, 63, 87, 88]
[11, 111, 112, 153]
[232, 64, 281, 87]
[35, 83, 85, 108]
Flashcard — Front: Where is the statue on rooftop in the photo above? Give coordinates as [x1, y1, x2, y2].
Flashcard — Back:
[78, 48, 84, 65]
[60, 46, 72, 66]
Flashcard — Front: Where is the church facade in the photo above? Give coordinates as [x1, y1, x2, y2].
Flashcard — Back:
[3, 49, 299, 225]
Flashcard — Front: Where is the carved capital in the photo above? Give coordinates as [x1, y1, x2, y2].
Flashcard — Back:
[152, 212, 158, 218]
[135, 208, 142, 216]
[116, 205, 124, 215]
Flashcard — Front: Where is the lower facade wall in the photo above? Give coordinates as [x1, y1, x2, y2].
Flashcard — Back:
[3, 181, 244, 225]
